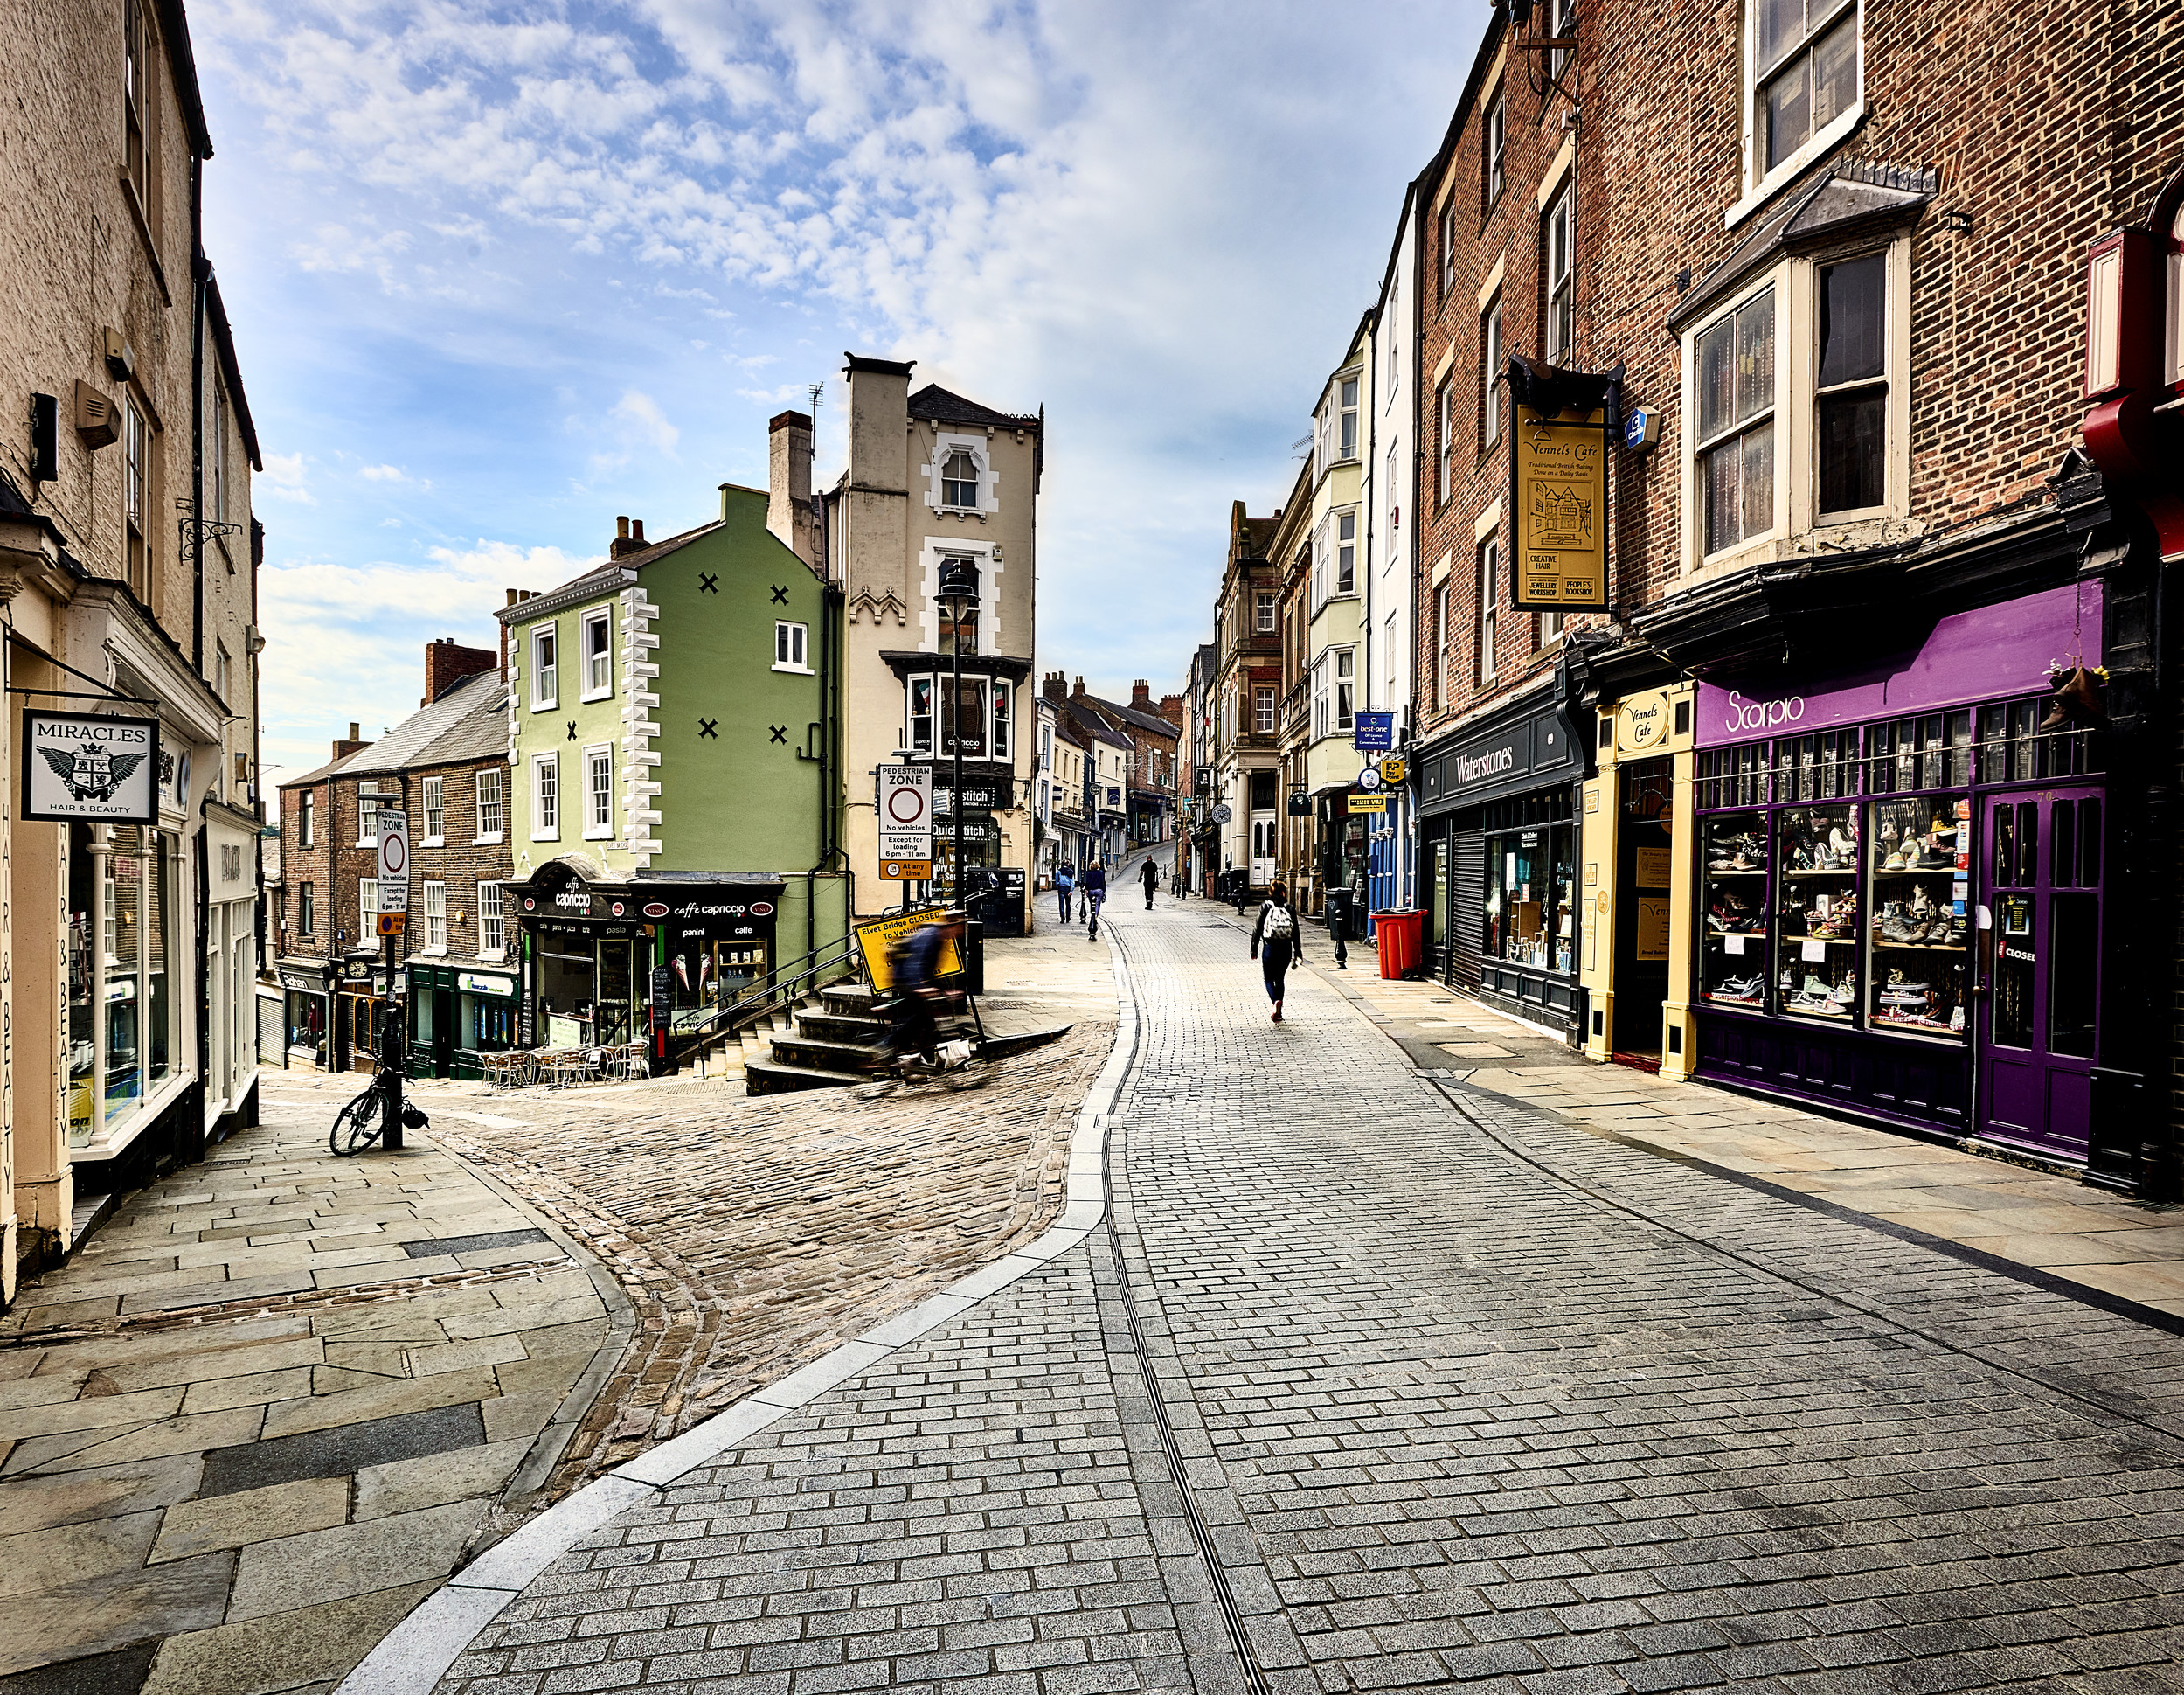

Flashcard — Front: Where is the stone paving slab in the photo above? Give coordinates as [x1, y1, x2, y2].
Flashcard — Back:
[415, 883, 2184, 1695]
[0, 1090, 624, 1693]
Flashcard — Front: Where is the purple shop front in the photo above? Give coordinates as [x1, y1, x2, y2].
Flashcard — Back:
[1687, 582, 2107, 1163]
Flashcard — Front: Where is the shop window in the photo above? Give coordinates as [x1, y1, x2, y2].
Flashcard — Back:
[299, 881, 315, 937]
[532, 752, 559, 839]
[773, 621, 810, 672]
[1543, 184, 1575, 364]
[422, 881, 447, 955]
[1818, 254, 1888, 514]
[421, 775, 445, 844]
[1482, 801, 1575, 974]
[530, 624, 558, 709]
[584, 747, 614, 838]
[582, 608, 614, 698]
[1481, 295, 1503, 452]
[479, 882, 506, 958]
[1695, 285, 1778, 558]
[475, 766, 504, 840]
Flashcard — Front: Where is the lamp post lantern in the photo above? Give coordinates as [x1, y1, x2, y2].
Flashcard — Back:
[935, 558, 981, 910]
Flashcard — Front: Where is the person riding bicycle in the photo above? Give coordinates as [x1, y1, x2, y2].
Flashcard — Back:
[1082, 858, 1106, 941]
[887, 909, 966, 1063]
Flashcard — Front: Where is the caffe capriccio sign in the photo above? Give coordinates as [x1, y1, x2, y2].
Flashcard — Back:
[1510, 406, 1609, 611]
[24, 712, 159, 822]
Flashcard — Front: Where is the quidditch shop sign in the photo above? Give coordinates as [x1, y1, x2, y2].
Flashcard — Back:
[24, 712, 159, 823]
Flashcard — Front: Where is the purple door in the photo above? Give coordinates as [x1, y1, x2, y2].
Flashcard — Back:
[1979, 788, 2102, 1160]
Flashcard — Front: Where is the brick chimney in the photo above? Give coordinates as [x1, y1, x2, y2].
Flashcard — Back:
[422, 637, 497, 705]
[1042, 671, 1069, 703]
[1130, 679, 1151, 708]
[766, 410, 816, 569]
[1156, 692, 1184, 725]
[1071, 676, 1086, 700]
[609, 516, 648, 560]
[333, 721, 371, 761]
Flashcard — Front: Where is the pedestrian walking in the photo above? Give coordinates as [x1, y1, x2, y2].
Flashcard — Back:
[1083, 858, 1106, 941]
[1056, 863, 1074, 926]
[1139, 857, 1159, 910]
[1250, 882, 1304, 1023]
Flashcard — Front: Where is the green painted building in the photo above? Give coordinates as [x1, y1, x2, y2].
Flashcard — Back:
[496, 483, 844, 1049]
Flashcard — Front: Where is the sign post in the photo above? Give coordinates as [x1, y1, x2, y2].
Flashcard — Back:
[1510, 406, 1610, 611]
[877, 764, 933, 907]
[377, 808, 410, 1149]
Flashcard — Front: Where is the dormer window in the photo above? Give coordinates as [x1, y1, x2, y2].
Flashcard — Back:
[942, 449, 979, 508]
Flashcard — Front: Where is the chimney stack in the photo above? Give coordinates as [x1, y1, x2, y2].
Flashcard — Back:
[332, 721, 371, 761]
[1071, 676, 1086, 700]
[1042, 671, 1068, 703]
[766, 410, 817, 569]
[610, 516, 648, 560]
[1130, 679, 1151, 708]
[422, 636, 498, 705]
[1157, 692, 1184, 725]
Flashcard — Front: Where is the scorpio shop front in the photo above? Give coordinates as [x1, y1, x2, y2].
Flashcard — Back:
[1688, 583, 2111, 1166]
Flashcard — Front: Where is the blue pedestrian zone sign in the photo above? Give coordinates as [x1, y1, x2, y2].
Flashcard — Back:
[1353, 712, 1394, 752]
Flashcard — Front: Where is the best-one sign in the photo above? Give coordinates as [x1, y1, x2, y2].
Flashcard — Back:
[23, 712, 159, 823]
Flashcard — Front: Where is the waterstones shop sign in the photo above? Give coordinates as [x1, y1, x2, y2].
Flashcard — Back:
[24, 712, 158, 822]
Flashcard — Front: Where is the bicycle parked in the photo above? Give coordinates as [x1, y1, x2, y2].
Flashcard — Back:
[330, 1024, 431, 1157]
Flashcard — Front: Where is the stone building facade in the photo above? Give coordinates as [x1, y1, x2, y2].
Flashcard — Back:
[0, 0, 265, 1295]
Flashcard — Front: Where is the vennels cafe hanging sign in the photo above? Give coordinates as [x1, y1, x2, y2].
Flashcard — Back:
[1510, 407, 1609, 610]
[23, 712, 159, 823]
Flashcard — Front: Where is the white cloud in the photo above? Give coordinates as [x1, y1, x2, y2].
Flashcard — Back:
[610, 390, 680, 456]
[260, 450, 315, 504]
[357, 463, 406, 481]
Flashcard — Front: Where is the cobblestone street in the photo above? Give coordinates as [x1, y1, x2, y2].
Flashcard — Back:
[413, 889, 2184, 1695]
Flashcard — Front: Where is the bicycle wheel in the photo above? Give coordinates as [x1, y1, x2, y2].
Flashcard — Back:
[329, 1087, 382, 1157]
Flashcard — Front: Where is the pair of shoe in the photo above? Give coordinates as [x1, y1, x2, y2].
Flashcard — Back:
[1713, 974, 1762, 1003]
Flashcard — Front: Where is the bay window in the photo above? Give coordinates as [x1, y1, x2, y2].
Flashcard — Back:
[1336, 512, 1356, 594]
[905, 675, 1013, 760]
[1696, 285, 1778, 557]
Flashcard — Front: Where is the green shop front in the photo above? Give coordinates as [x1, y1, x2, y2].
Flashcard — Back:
[507, 863, 784, 1048]
[406, 962, 521, 1079]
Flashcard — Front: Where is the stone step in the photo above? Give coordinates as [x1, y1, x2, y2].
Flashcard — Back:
[820, 983, 877, 1015]
[798, 1011, 890, 1044]
[744, 1059, 865, 1096]
[771, 1034, 877, 1073]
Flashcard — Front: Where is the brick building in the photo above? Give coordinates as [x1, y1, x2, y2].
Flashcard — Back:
[1210, 504, 1285, 893]
[274, 643, 516, 1075]
[1403, 0, 2184, 1184]
[0, 0, 267, 1295]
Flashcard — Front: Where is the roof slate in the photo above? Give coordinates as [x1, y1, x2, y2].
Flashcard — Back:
[337, 670, 507, 777]
[908, 383, 1041, 433]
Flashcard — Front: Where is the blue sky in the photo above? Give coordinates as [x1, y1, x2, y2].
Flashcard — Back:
[191, 0, 1486, 785]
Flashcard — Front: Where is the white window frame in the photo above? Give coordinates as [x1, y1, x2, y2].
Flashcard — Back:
[1479, 537, 1501, 684]
[580, 608, 613, 700]
[1485, 90, 1507, 207]
[1439, 200, 1457, 303]
[360, 877, 379, 934]
[420, 775, 445, 845]
[907, 677, 935, 754]
[1254, 590, 1279, 634]
[1434, 580, 1452, 712]
[1544, 184, 1576, 365]
[940, 448, 980, 511]
[1731, 0, 1863, 226]
[1550, 0, 1577, 80]
[1436, 380, 1453, 503]
[1335, 511, 1357, 595]
[1683, 274, 1785, 572]
[422, 881, 447, 955]
[1253, 685, 1277, 735]
[532, 751, 560, 840]
[1337, 374, 1360, 462]
[583, 744, 614, 839]
[479, 881, 506, 959]
[1482, 295, 1505, 450]
[773, 620, 812, 673]
[530, 623, 558, 711]
[474, 767, 503, 843]
[1335, 647, 1355, 733]
[356, 793, 379, 849]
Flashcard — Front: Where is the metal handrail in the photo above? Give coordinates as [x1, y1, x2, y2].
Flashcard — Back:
[667, 934, 858, 1058]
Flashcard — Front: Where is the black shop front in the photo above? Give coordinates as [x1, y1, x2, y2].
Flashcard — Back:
[1416, 674, 1588, 1035]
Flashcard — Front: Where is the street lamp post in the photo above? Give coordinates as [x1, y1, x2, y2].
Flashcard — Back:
[935, 559, 981, 909]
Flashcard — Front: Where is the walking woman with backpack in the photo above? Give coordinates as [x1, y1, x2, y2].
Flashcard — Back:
[1249, 883, 1305, 1023]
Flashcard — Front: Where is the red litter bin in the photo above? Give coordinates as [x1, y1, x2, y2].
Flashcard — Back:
[1373, 909, 1426, 980]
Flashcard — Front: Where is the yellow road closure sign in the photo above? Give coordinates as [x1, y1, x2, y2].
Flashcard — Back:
[856, 907, 966, 991]
[1348, 793, 1389, 814]
[1512, 406, 1608, 609]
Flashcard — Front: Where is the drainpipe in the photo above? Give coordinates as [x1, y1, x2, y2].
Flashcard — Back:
[190, 150, 211, 1155]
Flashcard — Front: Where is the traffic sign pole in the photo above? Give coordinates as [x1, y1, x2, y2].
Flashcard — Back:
[377, 807, 410, 1150]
